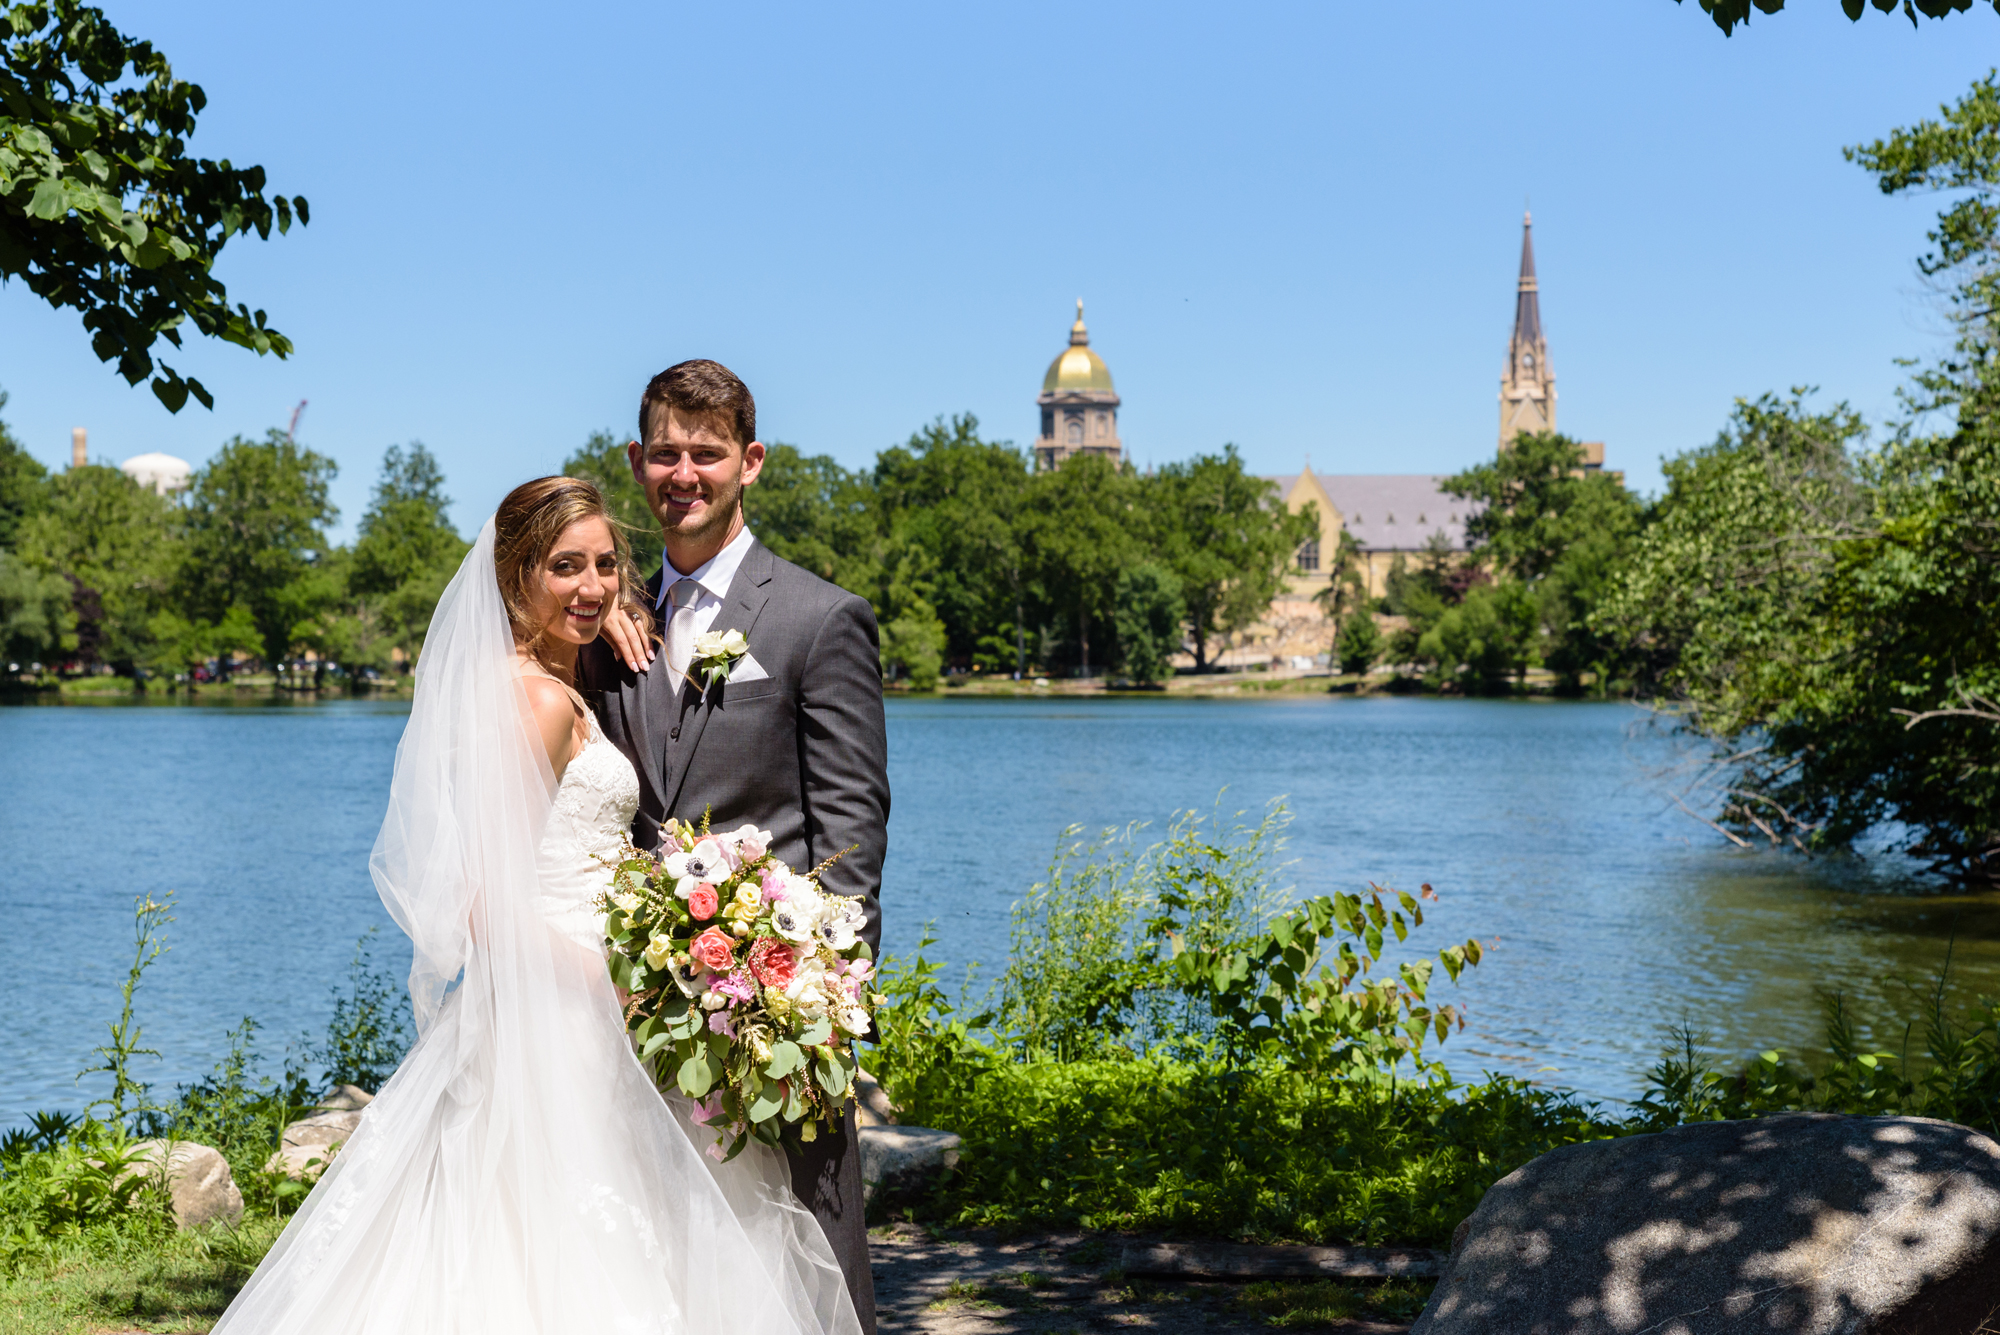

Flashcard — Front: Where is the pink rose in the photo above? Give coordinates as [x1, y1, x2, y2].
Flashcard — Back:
[689, 926, 736, 973]
[687, 883, 719, 921]
[759, 866, 789, 901]
[748, 938, 798, 989]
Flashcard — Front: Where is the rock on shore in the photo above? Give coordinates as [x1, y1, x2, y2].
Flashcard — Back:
[1414, 1113, 2000, 1335]
[122, 1140, 243, 1230]
[268, 1083, 373, 1181]
[859, 1126, 961, 1206]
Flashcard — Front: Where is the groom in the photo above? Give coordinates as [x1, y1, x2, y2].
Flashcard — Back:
[579, 358, 889, 1332]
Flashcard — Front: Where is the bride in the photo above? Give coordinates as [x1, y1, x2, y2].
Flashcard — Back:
[213, 477, 861, 1335]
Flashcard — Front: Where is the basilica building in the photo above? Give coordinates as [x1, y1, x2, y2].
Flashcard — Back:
[1265, 213, 1612, 634]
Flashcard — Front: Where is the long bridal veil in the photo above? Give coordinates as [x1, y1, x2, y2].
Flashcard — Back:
[214, 520, 861, 1335]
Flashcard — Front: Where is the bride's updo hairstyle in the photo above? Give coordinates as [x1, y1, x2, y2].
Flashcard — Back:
[493, 476, 654, 666]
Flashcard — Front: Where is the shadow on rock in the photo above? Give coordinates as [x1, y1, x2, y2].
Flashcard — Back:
[1414, 1113, 2000, 1335]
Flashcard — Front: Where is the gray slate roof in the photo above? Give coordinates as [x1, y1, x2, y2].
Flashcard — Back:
[1264, 474, 1479, 552]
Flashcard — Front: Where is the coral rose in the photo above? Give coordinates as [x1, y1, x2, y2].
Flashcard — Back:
[688, 926, 736, 973]
[687, 883, 720, 921]
[748, 938, 798, 989]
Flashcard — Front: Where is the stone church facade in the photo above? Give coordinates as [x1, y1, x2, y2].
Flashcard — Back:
[1252, 213, 1614, 663]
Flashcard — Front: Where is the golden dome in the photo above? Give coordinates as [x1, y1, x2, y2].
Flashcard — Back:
[1042, 299, 1114, 393]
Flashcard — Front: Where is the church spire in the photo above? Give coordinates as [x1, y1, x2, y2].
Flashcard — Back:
[1498, 209, 1555, 451]
[1513, 211, 1541, 348]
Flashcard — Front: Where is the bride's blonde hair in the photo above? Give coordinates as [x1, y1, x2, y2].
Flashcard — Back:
[493, 477, 655, 672]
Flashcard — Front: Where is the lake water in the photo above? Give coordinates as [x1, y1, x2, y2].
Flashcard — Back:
[5, 693, 1996, 1129]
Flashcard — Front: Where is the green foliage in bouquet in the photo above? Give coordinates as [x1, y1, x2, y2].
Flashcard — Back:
[601, 814, 877, 1160]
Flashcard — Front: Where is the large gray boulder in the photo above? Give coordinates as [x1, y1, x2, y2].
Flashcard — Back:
[124, 1139, 243, 1230]
[268, 1084, 373, 1181]
[858, 1125, 959, 1206]
[1414, 1113, 2000, 1335]
[853, 1069, 897, 1128]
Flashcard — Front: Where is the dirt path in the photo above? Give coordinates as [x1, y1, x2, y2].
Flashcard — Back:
[869, 1225, 1422, 1335]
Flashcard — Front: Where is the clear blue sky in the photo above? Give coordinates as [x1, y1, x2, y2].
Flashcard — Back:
[3, 1, 1993, 538]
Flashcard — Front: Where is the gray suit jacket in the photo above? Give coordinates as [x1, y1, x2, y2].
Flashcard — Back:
[578, 538, 889, 954]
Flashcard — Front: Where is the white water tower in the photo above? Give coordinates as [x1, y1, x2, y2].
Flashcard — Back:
[121, 451, 192, 495]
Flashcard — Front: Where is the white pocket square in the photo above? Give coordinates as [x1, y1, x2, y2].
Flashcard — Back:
[727, 652, 770, 683]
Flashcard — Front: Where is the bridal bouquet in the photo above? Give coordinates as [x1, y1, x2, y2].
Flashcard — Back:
[598, 815, 875, 1160]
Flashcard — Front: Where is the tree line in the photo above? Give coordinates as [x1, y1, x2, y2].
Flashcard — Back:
[0, 423, 466, 682]
[0, 414, 1315, 689]
[568, 422, 1315, 689]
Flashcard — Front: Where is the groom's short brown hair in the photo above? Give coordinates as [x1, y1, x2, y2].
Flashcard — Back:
[639, 360, 756, 448]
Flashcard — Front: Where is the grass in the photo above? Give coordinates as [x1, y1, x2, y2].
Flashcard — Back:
[0, 1218, 281, 1334]
[926, 1278, 1011, 1311]
[1234, 1278, 1433, 1326]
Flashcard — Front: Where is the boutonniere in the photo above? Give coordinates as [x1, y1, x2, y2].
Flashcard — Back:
[685, 629, 749, 701]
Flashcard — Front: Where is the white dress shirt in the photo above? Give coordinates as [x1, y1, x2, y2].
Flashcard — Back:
[655, 525, 755, 641]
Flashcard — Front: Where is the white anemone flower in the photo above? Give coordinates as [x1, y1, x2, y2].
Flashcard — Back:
[770, 900, 816, 944]
[668, 956, 708, 998]
[815, 913, 859, 952]
[664, 838, 728, 897]
[783, 875, 824, 916]
[837, 1005, 872, 1036]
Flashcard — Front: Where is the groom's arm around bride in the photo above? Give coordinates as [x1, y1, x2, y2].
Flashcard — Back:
[579, 359, 889, 1333]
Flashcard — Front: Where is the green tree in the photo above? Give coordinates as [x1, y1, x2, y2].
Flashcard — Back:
[1020, 453, 1138, 675]
[1442, 431, 1641, 691]
[1336, 609, 1383, 677]
[1310, 529, 1369, 626]
[14, 461, 178, 668]
[1149, 447, 1315, 671]
[1445, 433, 1638, 583]
[0, 394, 47, 550]
[1112, 562, 1184, 686]
[348, 443, 462, 594]
[1416, 578, 1539, 693]
[747, 442, 881, 599]
[337, 442, 466, 669]
[1, 1, 309, 410]
[1600, 393, 1869, 720]
[0, 548, 69, 664]
[879, 609, 945, 690]
[872, 416, 1032, 673]
[562, 430, 661, 575]
[177, 431, 338, 666]
[1602, 73, 2000, 880]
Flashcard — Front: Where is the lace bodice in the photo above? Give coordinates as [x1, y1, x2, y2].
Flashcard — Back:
[535, 713, 641, 951]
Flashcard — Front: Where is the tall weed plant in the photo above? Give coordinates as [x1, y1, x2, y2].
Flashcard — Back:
[3, 901, 417, 1271]
[995, 800, 1301, 1060]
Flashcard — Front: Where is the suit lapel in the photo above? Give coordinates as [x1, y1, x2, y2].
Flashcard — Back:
[663, 540, 775, 817]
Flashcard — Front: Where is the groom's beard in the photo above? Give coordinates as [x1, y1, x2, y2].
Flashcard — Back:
[657, 473, 743, 544]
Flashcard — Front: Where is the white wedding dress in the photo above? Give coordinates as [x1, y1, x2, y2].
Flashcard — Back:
[212, 521, 861, 1335]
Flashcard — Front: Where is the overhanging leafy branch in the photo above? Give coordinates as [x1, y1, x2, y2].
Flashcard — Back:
[0, 1, 308, 411]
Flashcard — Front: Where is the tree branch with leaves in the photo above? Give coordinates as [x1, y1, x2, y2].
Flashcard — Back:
[0, 1, 308, 410]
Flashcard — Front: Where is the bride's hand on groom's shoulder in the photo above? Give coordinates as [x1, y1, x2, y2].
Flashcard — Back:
[600, 607, 656, 674]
